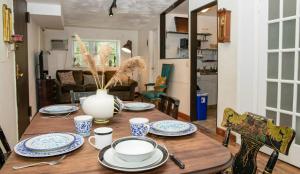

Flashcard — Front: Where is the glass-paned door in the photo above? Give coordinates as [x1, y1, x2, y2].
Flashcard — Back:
[264, 0, 300, 167]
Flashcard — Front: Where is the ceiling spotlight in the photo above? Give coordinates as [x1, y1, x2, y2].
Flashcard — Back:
[108, 0, 117, 16]
[109, 7, 113, 16]
[201, 8, 210, 13]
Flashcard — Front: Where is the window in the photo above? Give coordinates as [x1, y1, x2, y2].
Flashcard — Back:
[73, 39, 120, 67]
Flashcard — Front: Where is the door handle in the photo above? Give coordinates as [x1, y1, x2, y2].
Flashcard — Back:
[16, 64, 24, 79]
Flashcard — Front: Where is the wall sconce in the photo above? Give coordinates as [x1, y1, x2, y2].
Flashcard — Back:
[218, 8, 231, 43]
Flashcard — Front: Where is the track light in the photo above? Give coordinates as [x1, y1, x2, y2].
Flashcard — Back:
[112, 0, 117, 8]
[108, 0, 117, 16]
[109, 7, 113, 16]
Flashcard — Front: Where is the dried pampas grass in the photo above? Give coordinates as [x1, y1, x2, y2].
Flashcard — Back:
[75, 34, 101, 88]
[98, 44, 113, 88]
[105, 56, 146, 89]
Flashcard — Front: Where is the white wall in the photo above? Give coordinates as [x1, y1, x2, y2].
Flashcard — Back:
[28, 19, 41, 116]
[44, 27, 139, 78]
[0, 0, 18, 147]
[137, 30, 150, 91]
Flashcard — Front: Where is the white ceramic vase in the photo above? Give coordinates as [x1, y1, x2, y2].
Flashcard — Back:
[82, 89, 122, 124]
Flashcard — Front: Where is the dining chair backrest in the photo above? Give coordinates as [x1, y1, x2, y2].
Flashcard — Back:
[161, 64, 174, 91]
[0, 126, 11, 169]
[158, 94, 180, 119]
[222, 108, 295, 174]
[70, 90, 96, 104]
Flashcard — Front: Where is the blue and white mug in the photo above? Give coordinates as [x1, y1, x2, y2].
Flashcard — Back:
[74, 115, 93, 137]
[129, 118, 150, 136]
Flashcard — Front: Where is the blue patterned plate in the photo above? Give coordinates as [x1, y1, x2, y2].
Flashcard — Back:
[151, 120, 190, 133]
[14, 133, 84, 158]
[24, 133, 75, 152]
[149, 122, 197, 137]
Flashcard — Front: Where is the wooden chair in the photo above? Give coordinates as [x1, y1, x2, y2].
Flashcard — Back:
[0, 126, 11, 169]
[142, 64, 174, 103]
[70, 90, 96, 104]
[158, 94, 180, 119]
[222, 108, 295, 174]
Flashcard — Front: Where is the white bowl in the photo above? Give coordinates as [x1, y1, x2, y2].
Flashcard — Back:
[111, 136, 157, 162]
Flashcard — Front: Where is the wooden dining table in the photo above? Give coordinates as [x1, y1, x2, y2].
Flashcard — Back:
[0, 108, 232, 174]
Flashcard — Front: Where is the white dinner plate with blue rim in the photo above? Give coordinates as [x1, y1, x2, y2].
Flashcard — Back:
[124, 102, 155, 111]
[151, 120, 191, 133]
[24, 133, 75, 152]
[39, 105, 79, 115]
[98, 144, 169, 172]
[14, 133, 84, 158]
[43, 105, 74, 113]
[150, 121, 198, 137]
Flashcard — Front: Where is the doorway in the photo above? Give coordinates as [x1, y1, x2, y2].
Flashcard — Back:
[190, 1, 218, 134]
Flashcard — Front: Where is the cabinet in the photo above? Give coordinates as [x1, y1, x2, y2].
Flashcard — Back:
[37, 79, 56, 109]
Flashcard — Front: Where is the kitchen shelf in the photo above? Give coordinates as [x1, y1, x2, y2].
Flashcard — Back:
[166, 31, 212, 36]
[199, 48, 218, 51]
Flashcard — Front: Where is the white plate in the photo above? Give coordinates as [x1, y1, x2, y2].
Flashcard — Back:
[104, 148, 163, 169]
[152, 120, 191, 133]
[14, 133, 84, 158]
[44, 105, 74, 112]
[124, 102, 155, 111]
[39, 106, 79, 115]
[98, 145, 169, 172]
[24, 133, 75, 151]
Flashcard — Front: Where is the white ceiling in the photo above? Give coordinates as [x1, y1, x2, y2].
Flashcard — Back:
[27, 0, 179, 30]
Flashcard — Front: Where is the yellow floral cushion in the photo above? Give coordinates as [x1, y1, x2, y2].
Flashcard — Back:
[154, 76, 166, 92]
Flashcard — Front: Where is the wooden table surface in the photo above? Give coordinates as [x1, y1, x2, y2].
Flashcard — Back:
[0, 108, 232, 174]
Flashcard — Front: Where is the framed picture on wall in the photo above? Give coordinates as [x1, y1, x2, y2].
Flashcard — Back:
[2, 4, 12, 43]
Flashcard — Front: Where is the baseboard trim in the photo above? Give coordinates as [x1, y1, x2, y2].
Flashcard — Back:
[216, 127, 236, 142]
[178, 112, 190, 121]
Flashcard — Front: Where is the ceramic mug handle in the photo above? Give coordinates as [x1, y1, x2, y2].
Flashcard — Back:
[88, 136, 98, 149]
[144, 124, 151, 135]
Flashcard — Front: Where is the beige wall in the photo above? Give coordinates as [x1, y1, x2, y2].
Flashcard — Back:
[28, 19, 41, 116]
[137, 30, 150, 91]
[159, 59, 191, 115]
[0, 0, 18, 147]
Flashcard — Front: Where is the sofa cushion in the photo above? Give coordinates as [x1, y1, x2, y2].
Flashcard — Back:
[83, 74, 96, 85]
[58, 71, 76, 85]
[105, 71, 116, 84]
[61, 84, 85, 93]
[85, 84, 98, 91]
[73, 70, 83, 85]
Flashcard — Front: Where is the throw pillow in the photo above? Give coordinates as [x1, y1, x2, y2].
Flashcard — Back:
[83, 74, 101, 86]
[154, 76, 166, 92]
[58, 71, 76, 85]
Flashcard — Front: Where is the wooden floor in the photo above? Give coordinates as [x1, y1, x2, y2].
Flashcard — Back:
[193, 107, 217, 133]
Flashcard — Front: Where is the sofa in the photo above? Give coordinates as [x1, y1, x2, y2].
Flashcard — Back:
[55, 70, 138, 103]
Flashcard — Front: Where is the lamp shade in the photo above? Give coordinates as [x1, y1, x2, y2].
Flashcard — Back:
[122, 40, 132, 54]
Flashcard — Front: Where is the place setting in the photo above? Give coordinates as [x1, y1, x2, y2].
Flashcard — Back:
[92, 117, 191, 172]
[39, 104, 79, 118]
[123, 102, 155, 112]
